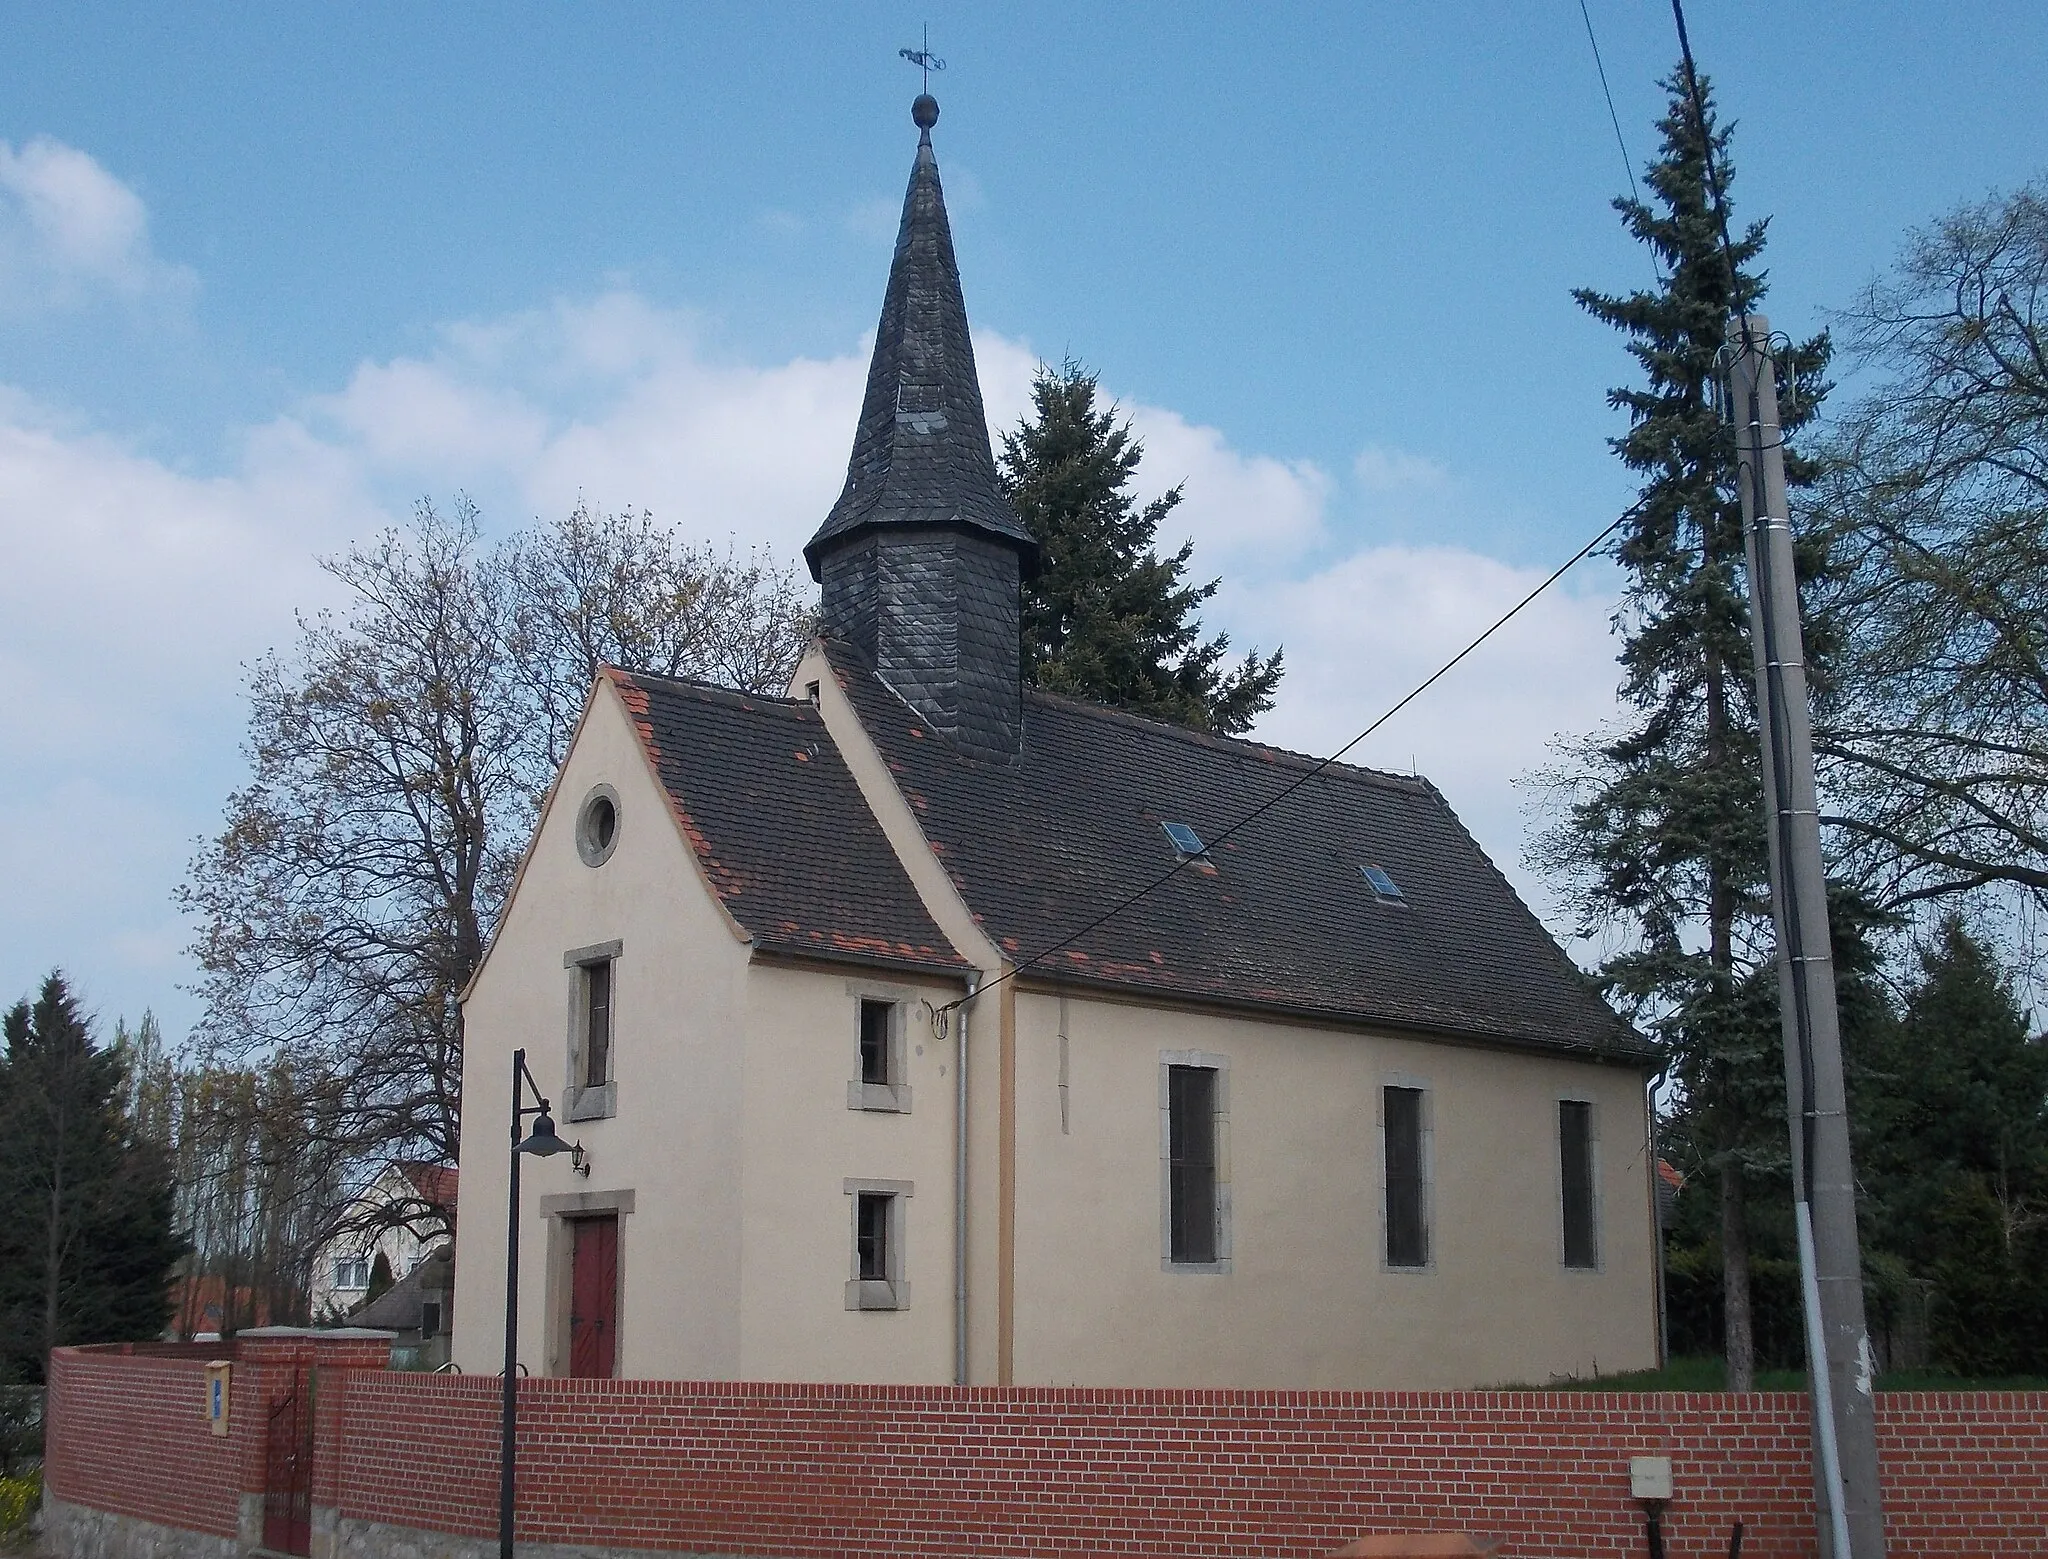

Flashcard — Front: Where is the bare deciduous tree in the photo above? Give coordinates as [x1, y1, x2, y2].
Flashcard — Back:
[1815, 180, 2048, 913]
[180, 498, 815, 1249]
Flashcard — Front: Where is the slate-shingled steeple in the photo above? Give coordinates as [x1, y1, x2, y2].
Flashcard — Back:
[805, 95, 1037, 763]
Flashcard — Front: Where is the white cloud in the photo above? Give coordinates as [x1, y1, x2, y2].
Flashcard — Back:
[0, 389, 384, 1032]
[0, 284, 1626, 1038]
[1227, 544, 1623, 924]
[1353, 443, 1451, 494]
[0, 137, 195, 311]
[1127, 404, 1332, 570]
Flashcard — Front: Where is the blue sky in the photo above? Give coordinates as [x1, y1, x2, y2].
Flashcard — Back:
[4, 3, 2045, 1039]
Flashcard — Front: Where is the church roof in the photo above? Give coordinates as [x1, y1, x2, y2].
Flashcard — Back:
[804, 98, 1037, 579]
[827, 646, 1648, 1062]
[605, 668, 969, 980]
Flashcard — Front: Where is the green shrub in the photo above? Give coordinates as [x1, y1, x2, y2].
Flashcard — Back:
[0, 1470, 39, 1540]
[0, 1389, 38, 1481]
[1662, 1245, 1808, 1370]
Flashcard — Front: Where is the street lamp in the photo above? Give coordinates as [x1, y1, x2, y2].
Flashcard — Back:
[501, 1047, 580, 1559]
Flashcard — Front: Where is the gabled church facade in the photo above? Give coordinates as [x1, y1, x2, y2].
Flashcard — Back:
[449, 96, 1659, 1389]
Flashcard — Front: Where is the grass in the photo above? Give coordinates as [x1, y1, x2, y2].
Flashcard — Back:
[1493, 1355, 2048, 1392]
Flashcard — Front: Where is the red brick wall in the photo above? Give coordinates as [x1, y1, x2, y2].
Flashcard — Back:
[50, 1356, 2048, 1559]
[337, 1378, 2048, 1559]
[45, 1348, 242, 1540]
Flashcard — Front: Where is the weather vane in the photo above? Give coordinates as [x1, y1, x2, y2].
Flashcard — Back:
[898, 25, 945, 95]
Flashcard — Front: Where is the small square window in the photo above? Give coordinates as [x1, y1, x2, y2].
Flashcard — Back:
[419, 1301, 442, 1339]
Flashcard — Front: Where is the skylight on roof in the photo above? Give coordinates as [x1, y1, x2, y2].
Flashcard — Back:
[1161, 821, 1208, 858]
[1361, 863, 1406, 902]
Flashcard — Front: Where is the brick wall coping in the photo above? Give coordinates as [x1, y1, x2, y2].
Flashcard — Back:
[327, 1371, 2048, 1411]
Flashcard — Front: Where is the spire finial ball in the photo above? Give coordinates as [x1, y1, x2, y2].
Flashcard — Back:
[912, 94, 939, 130]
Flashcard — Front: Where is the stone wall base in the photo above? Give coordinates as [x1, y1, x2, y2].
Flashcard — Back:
[45, 1502, 774, 1559]
[333, 1516, 771, 1559]
[42, 1496, 242, 1559]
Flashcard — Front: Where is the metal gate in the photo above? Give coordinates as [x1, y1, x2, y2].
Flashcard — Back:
[263, 1373, 312, 1556]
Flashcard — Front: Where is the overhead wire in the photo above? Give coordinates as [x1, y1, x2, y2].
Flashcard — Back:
[925, 6, 1688, 1020]
[1577, 0, 1645, 213]
[937, 508, 1631, 1015]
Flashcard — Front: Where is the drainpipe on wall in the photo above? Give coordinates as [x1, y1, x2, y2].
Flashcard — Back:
[950, 975, 974, 1384]
[954, 974, 978, 1386]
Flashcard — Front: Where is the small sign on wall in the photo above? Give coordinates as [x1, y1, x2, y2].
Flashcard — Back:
[206, 1361, 231, 1436]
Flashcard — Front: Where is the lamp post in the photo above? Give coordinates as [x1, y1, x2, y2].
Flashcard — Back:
[501, 1048, 578, 1559]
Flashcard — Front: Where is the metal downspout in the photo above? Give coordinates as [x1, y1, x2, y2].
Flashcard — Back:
[954, 975, 978, 1385]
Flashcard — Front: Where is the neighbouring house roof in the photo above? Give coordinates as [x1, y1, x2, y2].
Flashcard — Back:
[829, 644, 1649, 1063]
[351, 1246, 452, 1333]
[607, 667, 970, 979]
[398, 1161, 458, 1210]
[166, 1274, 276, 1338]
[803, 99, 1037, 578]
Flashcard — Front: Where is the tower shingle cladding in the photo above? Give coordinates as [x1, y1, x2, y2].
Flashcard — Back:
[807, 101, 1034, 762]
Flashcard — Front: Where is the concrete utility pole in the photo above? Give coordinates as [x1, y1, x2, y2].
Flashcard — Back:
[1725, 315, 1886, 1559]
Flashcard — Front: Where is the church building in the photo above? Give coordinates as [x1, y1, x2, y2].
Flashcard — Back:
[449, 95, 1660, 1388]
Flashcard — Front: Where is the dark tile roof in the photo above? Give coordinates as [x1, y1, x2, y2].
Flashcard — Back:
[606, 669, 968, 980]
[804, 104, 1037, 578]
[828, 646, 1648, 1062]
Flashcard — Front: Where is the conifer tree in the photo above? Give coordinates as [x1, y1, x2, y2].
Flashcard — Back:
[0, 975, 185, 1384]
[1858, 916, 2048, 1274]
[1537, 70, 1830, 1387]
[1000, 360, 1283, 735]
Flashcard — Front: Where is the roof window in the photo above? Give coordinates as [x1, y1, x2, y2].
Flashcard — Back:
[1161, 821, 1208, 859]
[1361, 863, 1406, 903]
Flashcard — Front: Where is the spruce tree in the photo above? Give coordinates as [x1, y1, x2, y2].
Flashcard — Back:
[1539, 69, 1830, 1387]
[999, 360, 1283, 735]
[1859, 917, 2048, 1274]
[0, 974, 185, 1384]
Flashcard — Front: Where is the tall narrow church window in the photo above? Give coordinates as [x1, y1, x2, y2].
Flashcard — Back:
[1384, 1085, 1429, 1268]
[1560, 1100, 1598, 1269]
[1167, 1065, 1218, 1265]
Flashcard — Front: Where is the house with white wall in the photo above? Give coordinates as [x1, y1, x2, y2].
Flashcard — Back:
[309, 1161, 455, 1319]
[449, 94, 1659, 1389]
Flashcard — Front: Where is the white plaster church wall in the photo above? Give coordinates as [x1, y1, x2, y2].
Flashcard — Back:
[735, 960, 965, 1383]
[452, 679, 752, 1380]
[1006, 988, 1659, 1388]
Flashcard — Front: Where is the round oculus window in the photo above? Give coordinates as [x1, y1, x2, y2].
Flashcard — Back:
[576, 784, 621, 867]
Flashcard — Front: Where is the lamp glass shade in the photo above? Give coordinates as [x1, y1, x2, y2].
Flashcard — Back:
[518, 1110, 570, 1156]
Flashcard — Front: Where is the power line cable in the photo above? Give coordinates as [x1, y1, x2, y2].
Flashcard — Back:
[1577, 0, 1644, 212]
[1668, 0, 1741, 303]
[937, 510, 1630, 1015]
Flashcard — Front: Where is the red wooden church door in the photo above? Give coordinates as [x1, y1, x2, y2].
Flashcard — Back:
[569, 1215, 619, 1378]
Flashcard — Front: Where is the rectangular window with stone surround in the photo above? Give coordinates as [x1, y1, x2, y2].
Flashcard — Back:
[846, 986, 912, 1113]
[843, 1178, 911, 1310]
[563, 940, 622, 1122]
